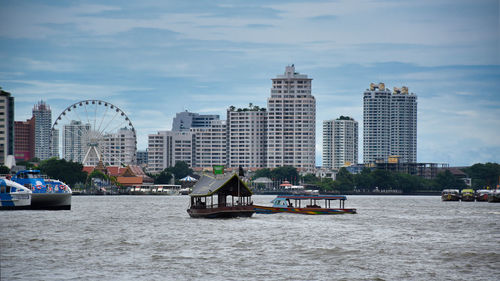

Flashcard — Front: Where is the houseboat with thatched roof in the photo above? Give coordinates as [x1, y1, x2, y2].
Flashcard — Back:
[187, 173, 255, 218]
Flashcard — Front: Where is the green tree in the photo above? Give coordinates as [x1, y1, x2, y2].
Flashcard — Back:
[154, 169, 173, 184]
[372, 170, 393, 190]
[270, 166, 299, 184]
[335, 167, 354, 192]
[166, 161, 193, 181]
[253, 168, 272, 179]
[354, 168, 373, 190]
[463, 163, 500, 189]
[433, 170, 467, 189]
[302, 173, 319, 184]
[38, 158, 87, 186]
[0, 165, 10, 174]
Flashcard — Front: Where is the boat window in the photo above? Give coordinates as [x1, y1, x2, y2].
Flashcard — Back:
[0, 185, 4, 193]
[6, 186, 10, 193]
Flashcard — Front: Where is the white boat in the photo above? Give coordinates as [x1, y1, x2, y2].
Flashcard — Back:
[0, 178, 32, 210]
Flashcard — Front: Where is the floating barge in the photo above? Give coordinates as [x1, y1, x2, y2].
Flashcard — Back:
[254, 195, 357, 215]
[187, 173, 254, 218]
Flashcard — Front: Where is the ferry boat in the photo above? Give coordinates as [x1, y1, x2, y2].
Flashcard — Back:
[475, 190, 490, 202]
[12, 170, 72, 210]
[0, 178, 32, 210]
[187, 173, 254, 218]
[461, 189, 475, 202]
[441, 189, 460, 201]
[254, 195, 357, 215]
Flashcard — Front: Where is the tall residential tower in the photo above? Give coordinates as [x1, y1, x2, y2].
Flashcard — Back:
[323, 116, 358, 169]
[267, 65, 316, 171]
[363, 83, 417, 163]
[33, 101, 53, 160]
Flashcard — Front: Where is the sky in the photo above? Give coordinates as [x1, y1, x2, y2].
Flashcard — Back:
[0, 0, 499, 167]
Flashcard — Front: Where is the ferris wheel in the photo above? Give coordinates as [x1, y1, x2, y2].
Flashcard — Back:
[51, 100, 137, 166]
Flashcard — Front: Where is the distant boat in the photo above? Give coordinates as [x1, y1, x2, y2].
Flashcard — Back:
[461, 189, 475, 202]
[254, 195, 357, 215]
[488, 188, 500, 203]
[441, 189, 460, 201]
[0, 179, 32, 210]
[11, 170, 72, 210]
[187, 173, 254, 218]
[475, 190, 490, 202]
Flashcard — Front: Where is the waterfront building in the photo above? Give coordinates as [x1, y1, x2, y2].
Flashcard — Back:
[14, 117, 35, 161]
[267, 65, 316, 171]
[33, 101, 53, 160]
[62, 120, 91, 163]
[0, 89, 15, 165]
[136, 149, 148, 166]
[323, 116, 358, 169]
[227, 105, 267, 169]
[147, 130, 194, 173]
[191, 120, 227, 168]
[172, 111, 220, 131]
[99, 127, 136, 166]
[363, 83, 417, 164]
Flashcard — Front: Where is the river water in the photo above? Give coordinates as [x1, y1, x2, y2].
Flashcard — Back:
[1, 195, 499, 280]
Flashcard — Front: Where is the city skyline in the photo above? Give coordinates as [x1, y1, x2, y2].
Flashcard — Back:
[1, 0, 499, 166]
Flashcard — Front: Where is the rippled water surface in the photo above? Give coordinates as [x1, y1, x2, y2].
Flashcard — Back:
[1, 195, 499, 280]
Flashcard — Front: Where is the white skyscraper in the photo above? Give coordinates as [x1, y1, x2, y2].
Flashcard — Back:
[33, 101, 52, 160]
[147, 130, 194, 173]
[363, 83, 417, 163]
[227, 105, 267, 168]
[267, 65, 316, 171]
[323, 117, 358, 169]
[191, 120, 227, 168]
[83, 127, 136, 166]
[63, 120, 90, 163]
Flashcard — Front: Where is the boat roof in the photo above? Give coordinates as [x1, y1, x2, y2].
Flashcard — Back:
[276, 195, 347, 200]
[190, 173, 252, 197]
[16, 170, 41, 174]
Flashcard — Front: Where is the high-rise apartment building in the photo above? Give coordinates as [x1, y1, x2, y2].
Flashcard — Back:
[191, 120, 227, 168]
[322, 117, 358, 169]
[63, 120, 91, 163]
[14, 117, 35, 161]
[227, 105, 267, 168]
[33, 101, 53, 160]
[99, 128, 136, 166]
[172, 111, 220, 131]
[0, 89, 15, 165]
[267, 65, 316, 170]
[363, 83, 417, 163]
[147, 130, 194, 173]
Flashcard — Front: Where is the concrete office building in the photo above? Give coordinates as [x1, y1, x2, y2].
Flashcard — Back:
[172, 111, 220, 131]
[14, 117, 35, 162]
[33, 101, 53, 160]
[322, 117, 358, 169]
[62, 120, 91, 163]
[0, 90, 15, 165]
[227, 105, 267, 168]
[147, 130, 194, 173]
[267, 65, 316, 171]
[191, 120, 227, 168]
[363, 83, 417, 164]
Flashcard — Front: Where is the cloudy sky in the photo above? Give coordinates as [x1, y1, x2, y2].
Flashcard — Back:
[1, 0, 499, 166]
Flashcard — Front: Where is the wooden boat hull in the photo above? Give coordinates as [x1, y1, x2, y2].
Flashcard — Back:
[187, 205, 255, 218]
[461, 195, 475, 202]
[254, 205, 357, 215]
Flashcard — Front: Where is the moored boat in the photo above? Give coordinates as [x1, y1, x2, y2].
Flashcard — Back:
[187, 173, 254, 218]
[0, 179, 32, 210]
[475, 190, 490, 202]
[488, 188, 500, 203]
[441, 189, 460, 201]
[254, 195, 357, 215]
[461, 189, 475, 202]
[12, 170, 72, 210]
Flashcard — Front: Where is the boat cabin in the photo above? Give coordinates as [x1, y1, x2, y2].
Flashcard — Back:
[187, 173, 254, 218]
[272, 195, 348, 209]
